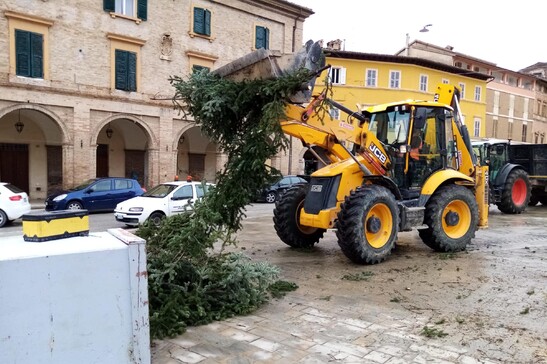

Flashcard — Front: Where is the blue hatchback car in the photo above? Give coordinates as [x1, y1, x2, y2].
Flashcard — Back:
[45, 177, 145, 212]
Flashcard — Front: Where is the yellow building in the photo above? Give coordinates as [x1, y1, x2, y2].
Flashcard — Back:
[321, 49, 492, 138]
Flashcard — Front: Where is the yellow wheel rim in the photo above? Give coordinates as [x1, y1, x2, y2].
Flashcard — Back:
[442, 200, 471, 239]
[364, 203, 393, 249]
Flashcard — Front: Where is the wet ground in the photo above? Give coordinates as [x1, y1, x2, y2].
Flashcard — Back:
[152, 204, 547, 363]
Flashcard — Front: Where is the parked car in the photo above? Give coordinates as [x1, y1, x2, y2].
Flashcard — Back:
[45, 178, 145, 212]
[114, 181, 214, 226]
[255, 175, 308, 203]
[0, 182, 31, 227]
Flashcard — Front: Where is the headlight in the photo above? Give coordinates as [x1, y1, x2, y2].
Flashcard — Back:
[129, 207, 144, 212]
[53, 194, 67, 201]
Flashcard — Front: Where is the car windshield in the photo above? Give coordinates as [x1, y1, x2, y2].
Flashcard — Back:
[143, 184, 177, 198]
[72, 179, 98, 191]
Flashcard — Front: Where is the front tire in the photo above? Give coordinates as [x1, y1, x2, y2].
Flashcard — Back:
[496, 169, 530, 214]
[335, 185, 399, 264]
[273, 185, 325, 248]
[66, 200, 83, 210]
[418, 185, 478, 252]
[265, 191, 277, 203]
[0, 209, 7, 228]
[148, 212, 165, 226]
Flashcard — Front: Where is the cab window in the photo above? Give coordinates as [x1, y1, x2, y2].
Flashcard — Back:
[369, 110, 410, 145]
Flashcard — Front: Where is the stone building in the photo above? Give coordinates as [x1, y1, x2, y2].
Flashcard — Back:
[0, 0, 313, 199]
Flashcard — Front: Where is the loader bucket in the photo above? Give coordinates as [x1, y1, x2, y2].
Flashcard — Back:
[212, 40, 326, 104]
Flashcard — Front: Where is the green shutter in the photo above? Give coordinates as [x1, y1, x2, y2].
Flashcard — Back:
[194, 8, 204, 34]
[115, 49, 128, 91]
[264, 27, 269, 50]
[15, 30, 31, 77]
[103, 0, 115, 12]
[30, 33, 43, 78]
[204, 9, 211, 36]
[127, 51, 137, 91]
[137, 0, 147, 21]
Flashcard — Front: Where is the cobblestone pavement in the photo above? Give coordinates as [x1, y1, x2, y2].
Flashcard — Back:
[152, 205, 547, 364]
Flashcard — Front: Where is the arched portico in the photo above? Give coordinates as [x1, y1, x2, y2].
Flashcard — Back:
[92, 114, 158, 189]
[175, 125, 220, 182]
[0, 103, 69, 198]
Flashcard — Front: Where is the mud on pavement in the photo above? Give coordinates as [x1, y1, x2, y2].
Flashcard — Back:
[153, 205, 547, 364]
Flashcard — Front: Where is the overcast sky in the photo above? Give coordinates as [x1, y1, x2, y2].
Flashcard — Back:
[289, 0, 545, 71]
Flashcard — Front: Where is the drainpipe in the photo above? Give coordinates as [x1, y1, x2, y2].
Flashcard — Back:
[288, 15, 301, 174]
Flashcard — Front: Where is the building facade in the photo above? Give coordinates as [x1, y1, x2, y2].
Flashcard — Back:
[402, 40, 547, 143]
[0, 0, 312, 199]
[321, 48, 491, 136]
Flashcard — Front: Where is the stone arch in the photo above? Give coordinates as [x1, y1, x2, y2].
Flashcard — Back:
[172, 123, 194, 152]
[0, 103, 71, 144]
[91, 113, 158, 148]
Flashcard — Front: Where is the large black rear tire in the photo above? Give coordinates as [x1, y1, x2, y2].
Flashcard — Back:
[418, 185, 478, 252]
[496, 169, 530, 214]
[335, 185, 399, 265]
[273, 185, 325, 248]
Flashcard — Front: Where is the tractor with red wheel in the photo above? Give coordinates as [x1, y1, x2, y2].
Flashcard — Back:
[472, 140, 547, 213]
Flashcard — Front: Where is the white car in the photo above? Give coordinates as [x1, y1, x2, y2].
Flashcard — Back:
[114, 181, 214, 227]
[0, 182, 31, 227]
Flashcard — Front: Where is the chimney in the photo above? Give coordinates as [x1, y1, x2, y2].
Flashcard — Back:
[445, 45, 454, 51]
[326, 39, 343, 51]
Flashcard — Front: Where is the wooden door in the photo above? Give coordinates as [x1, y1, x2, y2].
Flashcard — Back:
[96, 144, 109, 177]
[0, 143, 29, 193]
[125, 149, 145, 186]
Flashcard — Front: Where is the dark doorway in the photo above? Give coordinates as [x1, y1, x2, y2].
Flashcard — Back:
[125, 149, 145, 187]
[0, 143, 29, 193]
[96, 144, 109, 177]
[46, 145, 63, 193]
[188, 153, 205, 181]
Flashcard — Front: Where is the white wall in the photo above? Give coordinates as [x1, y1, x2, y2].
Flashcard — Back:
[0, 229, 150, 364]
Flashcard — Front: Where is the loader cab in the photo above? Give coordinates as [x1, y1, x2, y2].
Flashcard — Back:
[369, 105, 455, 200]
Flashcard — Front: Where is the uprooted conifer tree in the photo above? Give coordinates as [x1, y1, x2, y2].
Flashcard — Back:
[139, 66, 318, 339]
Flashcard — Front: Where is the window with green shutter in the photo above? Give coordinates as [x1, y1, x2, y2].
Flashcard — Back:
[255, 26, 269, 50]
[15, 29, 43, 78]
[193, 8, 211, 36]
[192, 65, 210, 74]
[104, 0, 147, 21]
[115, 49, 137, 92]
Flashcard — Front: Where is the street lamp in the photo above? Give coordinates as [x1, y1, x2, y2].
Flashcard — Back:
[419, 24, 433, 33]
[15, 109, 24, 134]
[406, 24, 433, 56]
[106, 124, 113, 139]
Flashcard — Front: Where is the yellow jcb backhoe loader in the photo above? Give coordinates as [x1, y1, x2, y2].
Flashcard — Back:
[215, 41, 489, 264]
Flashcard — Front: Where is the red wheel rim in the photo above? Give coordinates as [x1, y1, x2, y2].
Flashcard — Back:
[512, 178, 527, 205]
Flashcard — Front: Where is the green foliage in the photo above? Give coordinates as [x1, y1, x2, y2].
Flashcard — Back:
[268, 280, 298, 298]
[141, 68, 314, 339]
[420, 326, 448, 338]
